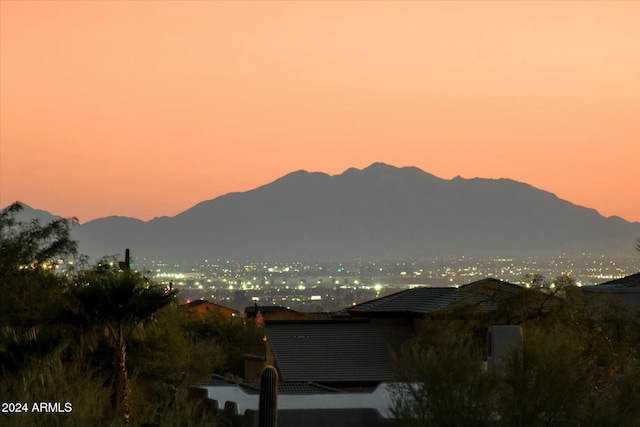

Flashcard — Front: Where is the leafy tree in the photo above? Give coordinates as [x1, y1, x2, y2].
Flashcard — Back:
[496, 325, 591, 427]
[0, 202, 77, 282]
[0, 204, 226, 425]
[581, 368, 640, 427]
[392, 273, 640, 427]
[181, 310, 264, 378]
[125, 306, 234, 426]
[70, 265, 177, 426]
[0, 202, 77, 326]
[0, 202, 78, 375]
[392, 333, 497, 427]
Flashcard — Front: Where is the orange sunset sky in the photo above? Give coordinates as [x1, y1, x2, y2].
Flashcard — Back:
[1, 1, 639, 224]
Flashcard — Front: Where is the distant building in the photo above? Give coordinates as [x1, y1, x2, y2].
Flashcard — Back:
[243, 305, 309, 324]
[246, 278, 534, 386]
[183, 300, 239, 318]
[345, 277, 536, 327]
[582, 272, 640, 310]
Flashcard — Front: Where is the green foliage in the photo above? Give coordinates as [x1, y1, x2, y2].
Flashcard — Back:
[68, 266, 177, 425]
[392, 334, 497, 427]
[0, 206, 229, 425]
[496, 326, 590, 427]
[0, 202, 78, 374]
[0, 202, 77, 282]
[125, 306, 224, 420]
[393, 274, 640, 427]
[122, 305, 255, 427]
[582, 368, 640, 427]
[181, 310, 264, 378]
[0, 354, 112, 427]
[71, 268, 176, 347]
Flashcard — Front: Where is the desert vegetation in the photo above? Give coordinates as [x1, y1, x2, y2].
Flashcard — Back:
[0, 203, 262, 427]
[392, 276, 640, 427]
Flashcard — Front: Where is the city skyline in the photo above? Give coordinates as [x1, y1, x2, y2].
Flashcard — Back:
[1, 1, 639, 223]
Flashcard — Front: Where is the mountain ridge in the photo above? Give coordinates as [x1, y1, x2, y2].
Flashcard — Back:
[6, 163, 639, 261]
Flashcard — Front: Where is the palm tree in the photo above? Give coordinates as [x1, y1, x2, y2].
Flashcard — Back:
[71, 266, 176, 426]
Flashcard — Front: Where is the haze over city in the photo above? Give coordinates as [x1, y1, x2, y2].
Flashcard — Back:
[1, 1, 639, 224]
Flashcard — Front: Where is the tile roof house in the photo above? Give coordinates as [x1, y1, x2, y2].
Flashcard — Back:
[183, 300, 240, 318]
[582, 272, 640, 310]
[346, 286, 460, 317]
[244, 305, 310, 324]
[590, 272, 640, 288]
[346, 278, 524, 318]
[259, 278, 527, 389]
[461, 277, 524, 295]
[345, 277, 539, 327]
[192, 277, 537, 427]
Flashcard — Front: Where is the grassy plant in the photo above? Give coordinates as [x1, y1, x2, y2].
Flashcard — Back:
[0, 356, 112, 427]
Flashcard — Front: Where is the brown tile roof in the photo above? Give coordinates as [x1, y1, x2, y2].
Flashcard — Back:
[183, 300, 240, 316]
[460, 277, 523, 294]
[347, 287, 461, 316]
[455, 277, 527, 312]
[345, 279, 523, 317]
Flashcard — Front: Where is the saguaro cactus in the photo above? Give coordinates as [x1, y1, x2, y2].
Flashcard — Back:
[258, 366, 278, 427]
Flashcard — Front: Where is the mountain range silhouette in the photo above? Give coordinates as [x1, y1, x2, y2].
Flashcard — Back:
[11, 163, 639, 262]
